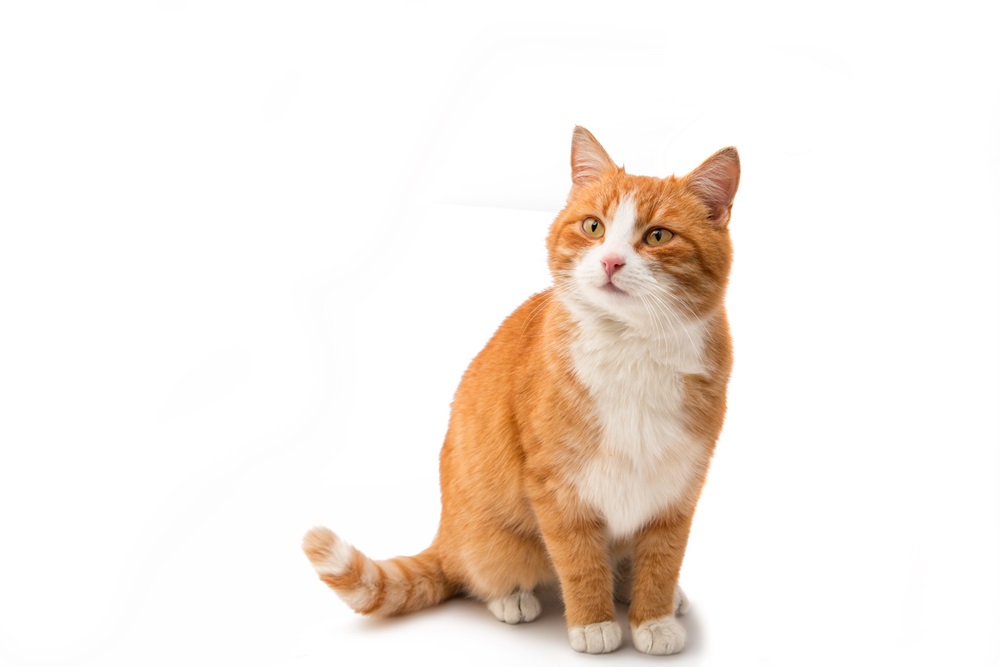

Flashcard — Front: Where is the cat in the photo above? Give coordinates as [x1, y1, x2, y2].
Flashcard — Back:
[303, 126, 739, 655]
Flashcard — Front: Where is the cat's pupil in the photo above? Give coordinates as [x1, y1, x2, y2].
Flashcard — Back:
[653, 230, 661, 241]
[590, 221, 598, 232]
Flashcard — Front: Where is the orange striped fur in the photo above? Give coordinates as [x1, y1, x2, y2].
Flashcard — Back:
[303, 127, 739, 654]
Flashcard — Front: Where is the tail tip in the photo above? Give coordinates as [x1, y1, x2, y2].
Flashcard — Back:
[302, 526, 353, 576]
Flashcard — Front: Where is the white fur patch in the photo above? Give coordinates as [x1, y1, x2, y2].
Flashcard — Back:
[311, 533, 354, 576]
[568, 620, 622, 654]
[631, 615, 686, 655]
[568, 313, 709, 538]
[486, 590, 541, 624]
[603, 193, 639, 251]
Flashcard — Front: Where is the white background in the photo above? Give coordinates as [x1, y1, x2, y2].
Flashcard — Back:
[1, 2, 998, 666]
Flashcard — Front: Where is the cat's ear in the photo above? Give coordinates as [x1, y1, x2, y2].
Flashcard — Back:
[685, 147, 740, 227]
[571, 126, 616, 188]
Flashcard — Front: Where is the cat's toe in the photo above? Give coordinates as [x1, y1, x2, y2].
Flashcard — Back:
[674, 584, 689, 615]
[486, 591, 541, 624]
[568, 620, 622, 654]
[631, 615, 686, 655]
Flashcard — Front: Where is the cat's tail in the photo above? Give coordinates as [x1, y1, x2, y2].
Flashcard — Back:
[302, 526, 454, 616]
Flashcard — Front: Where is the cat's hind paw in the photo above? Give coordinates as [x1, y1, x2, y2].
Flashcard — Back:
[568, 620, 623, 654]
[674, 584, 690, 615]
[486, 590, 541, 624]
[631, 615, 686, 655]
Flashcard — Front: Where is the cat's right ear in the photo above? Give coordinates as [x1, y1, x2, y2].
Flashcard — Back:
[571, 126, 616, 188]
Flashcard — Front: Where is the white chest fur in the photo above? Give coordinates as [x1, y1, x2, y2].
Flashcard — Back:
[568, 315, 710, 539]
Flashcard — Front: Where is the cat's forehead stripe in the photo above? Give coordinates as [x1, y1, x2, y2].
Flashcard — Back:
[605, 192, 638, 245]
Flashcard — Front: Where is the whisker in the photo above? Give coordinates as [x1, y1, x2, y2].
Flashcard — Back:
[638, 281, 700, 353]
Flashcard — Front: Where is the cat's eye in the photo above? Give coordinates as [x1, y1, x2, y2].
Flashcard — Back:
[645, 228, 673, 246]
[582, 217, 605, 238]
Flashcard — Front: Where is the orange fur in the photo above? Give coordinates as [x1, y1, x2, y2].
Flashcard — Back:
[303, 127, 739, 654]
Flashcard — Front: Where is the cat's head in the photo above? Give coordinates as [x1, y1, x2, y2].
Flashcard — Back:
[547, 127, 739, 331]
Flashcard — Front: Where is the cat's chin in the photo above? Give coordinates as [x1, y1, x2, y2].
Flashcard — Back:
[564, 283, 637, 317]
[599, 283, 629, 296]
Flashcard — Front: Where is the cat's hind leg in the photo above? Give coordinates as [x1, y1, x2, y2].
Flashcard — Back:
[444, 522, 552, 624]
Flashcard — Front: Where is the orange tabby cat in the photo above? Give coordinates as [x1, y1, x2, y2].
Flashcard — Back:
[303, 127, 739, 655]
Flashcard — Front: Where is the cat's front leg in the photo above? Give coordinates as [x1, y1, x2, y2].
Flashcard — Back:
[613, 556, 690, 615]
[627, 510, 695, 655]
[533, 497, 621, 654]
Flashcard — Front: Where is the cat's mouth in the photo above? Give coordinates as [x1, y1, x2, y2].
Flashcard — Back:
[600, 282, 628, 296]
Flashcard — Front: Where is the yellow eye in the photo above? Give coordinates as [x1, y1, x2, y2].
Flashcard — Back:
[645, 228, 673, 246]
[582, 217, 605, 238]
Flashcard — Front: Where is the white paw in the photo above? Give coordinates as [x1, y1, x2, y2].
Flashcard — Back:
[568, 620, 623, 654]
[486, 591, 541, 624]
[674, 584, 690, 615]
[632, 615, 686, 655]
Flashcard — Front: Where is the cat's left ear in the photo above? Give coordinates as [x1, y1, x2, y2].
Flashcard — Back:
[685, 147, 740, 227]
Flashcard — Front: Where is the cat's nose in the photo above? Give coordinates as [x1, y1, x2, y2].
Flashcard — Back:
[601, 254, 625, 279]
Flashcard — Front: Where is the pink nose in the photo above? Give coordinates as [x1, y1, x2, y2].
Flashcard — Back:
[601, 254, 625, 279]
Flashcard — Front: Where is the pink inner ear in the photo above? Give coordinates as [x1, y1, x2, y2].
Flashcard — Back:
[571, 127, 616, 188]
[688, 148, 740, 225]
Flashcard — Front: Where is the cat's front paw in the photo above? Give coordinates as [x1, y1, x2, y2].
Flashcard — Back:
[631, 615, 686, 655]
[486, 591, 541, 624]
[568, 621, 622, 654]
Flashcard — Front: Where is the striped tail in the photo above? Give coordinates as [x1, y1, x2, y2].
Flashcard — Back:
[302, 526, 454, 616]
